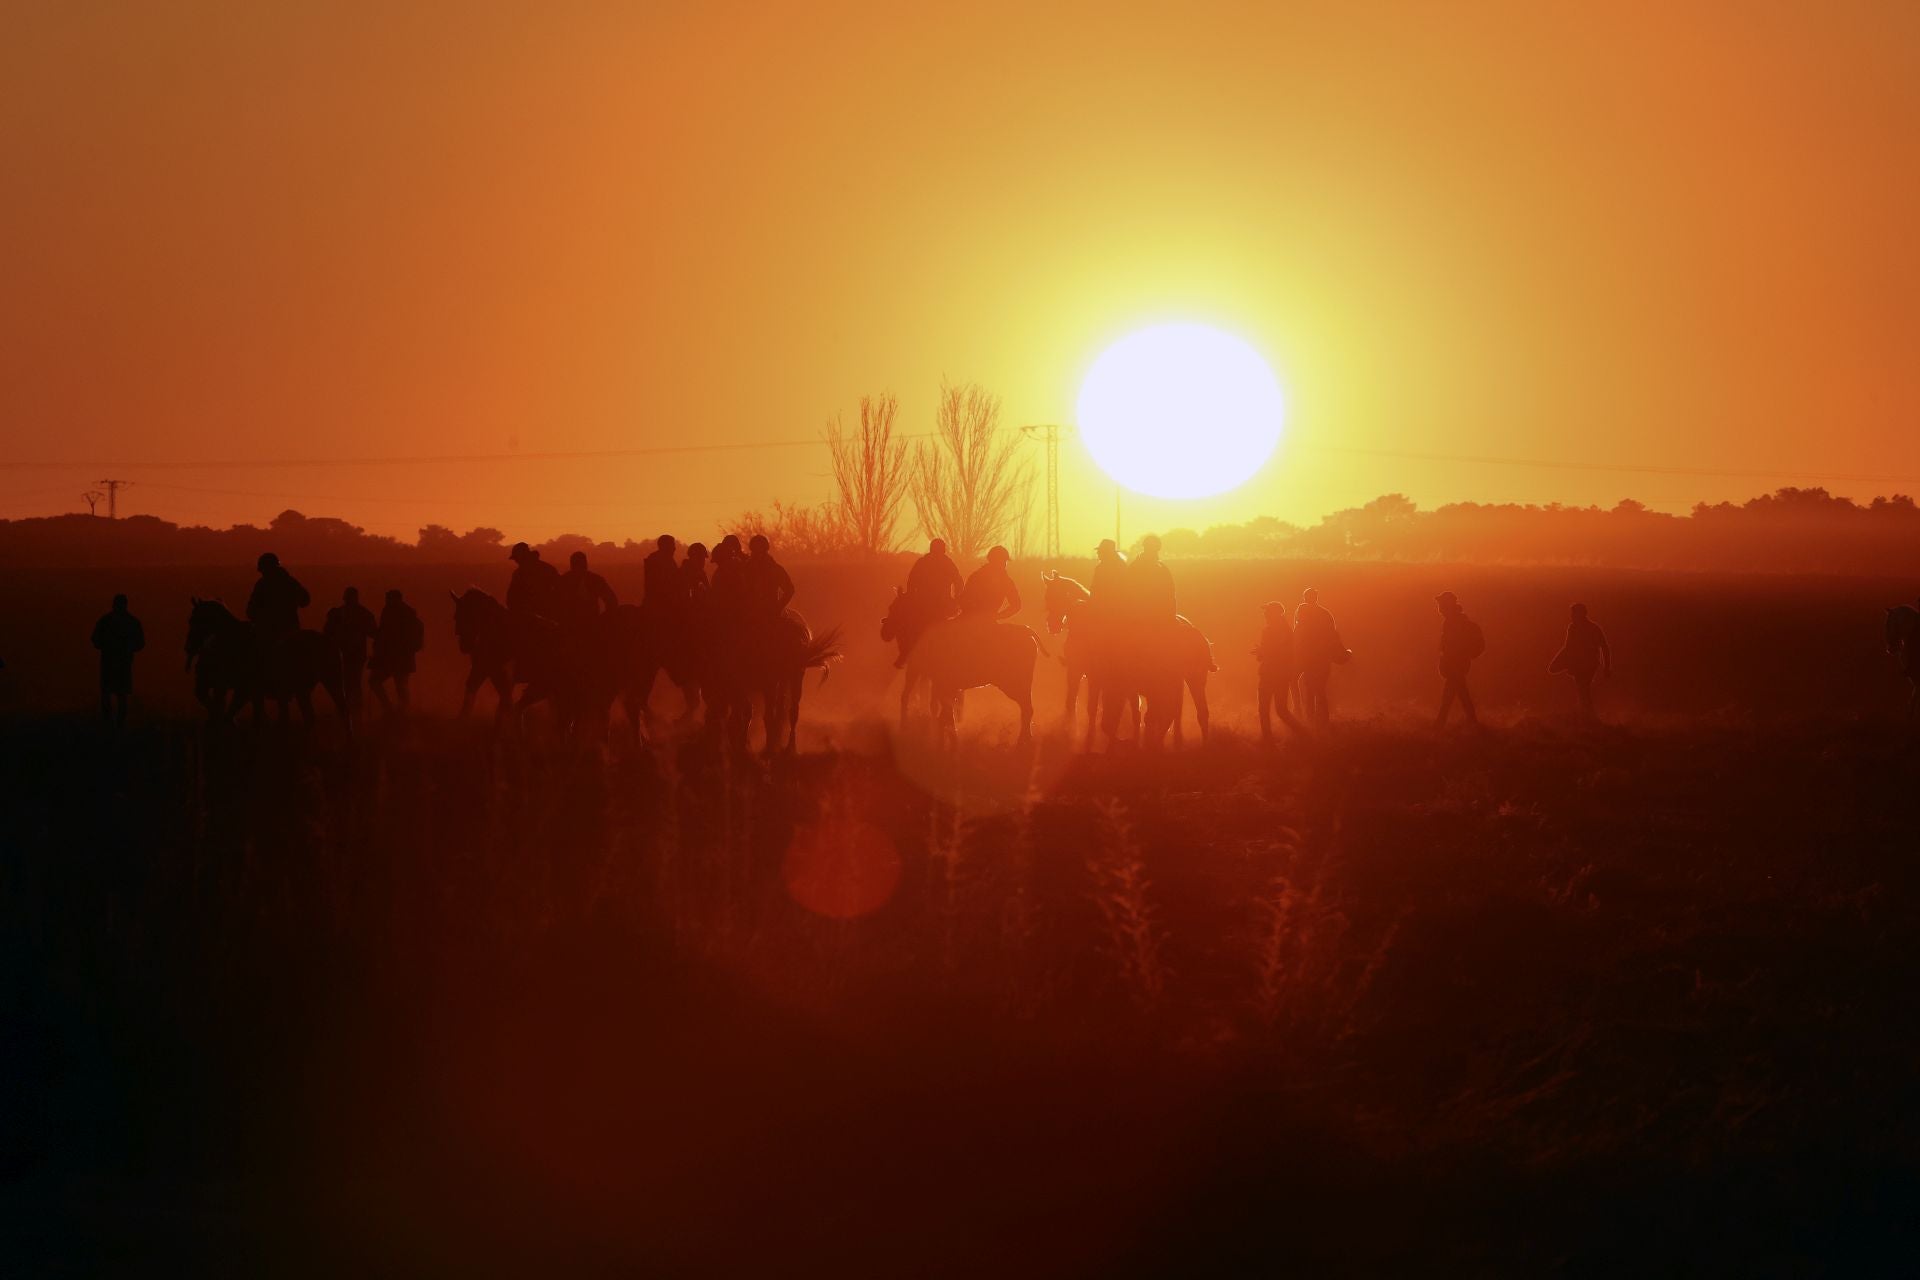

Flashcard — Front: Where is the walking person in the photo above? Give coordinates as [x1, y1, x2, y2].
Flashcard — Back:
[323, 586, 378, 714]
[1435, 591, 1485, 728]
[369, 589, 425, 717]
[1253, 601, 1304, 743]
[1292, 588, 1342, 729]
[90, 594, 145, 727]
[1549, 602, 1611, 720]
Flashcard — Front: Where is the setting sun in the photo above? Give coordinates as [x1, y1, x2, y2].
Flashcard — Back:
[1074, 323, 1287, 501]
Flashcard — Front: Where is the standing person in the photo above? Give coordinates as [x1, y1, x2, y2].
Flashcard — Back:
[1292, 588, 1341, 728]
[1435, 591, 1486, 728]
[505, 542, 561, 619]
[1549, 602, 1612, 720]
[323, 587, 378, 713]
[562, 550, 619, 627]
[369, 589, 425, 716]
[246, 552, 310, 647]
[958, 546, 1021, 621]
[643, 535, 681, 615]
[90, 594, 144, 727]
[743, 534, 795, 620]
[1252, 601, 1303, 743]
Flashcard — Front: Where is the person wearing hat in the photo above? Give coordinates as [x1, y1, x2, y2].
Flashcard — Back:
[958, 545, 1021, 622]
[1252, 601, 1303, 743]
[1292, 587, 1342, 728]
[1125, 533, 1176, 624]
[506, 541, 561, 619]
[743, 533, 795, 620]
[710, 534, 748, 622]
[899, 538, 964, 667]
[678, 541, 711, 607]
[246, 551, 310, 648]
[1549, 602, 1611, 720]
[1090, 538, 1129, 609]
[1435, 590, 1486, 728]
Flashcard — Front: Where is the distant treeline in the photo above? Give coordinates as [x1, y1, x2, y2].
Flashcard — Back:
[3, 487, 1917, 573]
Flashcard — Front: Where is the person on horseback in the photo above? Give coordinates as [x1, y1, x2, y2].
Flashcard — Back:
[370, 588, 424, 716]
[711, 535, 747, 621]
[1090, 538, 1129, 609]
[899, 537, 963, 667]
[1549, 602, 1611, 720]
[680, 542, 711, 606]
[1435, 590, 1485, 728]
[506, 542, 562, 619]
[1292, 588, 1342, 728]
[643, 535, 681, 615]
[90, 593, 145, 728]
[247, 552, 310, 647]
[562, 550, 619, 627]
[958, 546, 1021, 622]
[324, 586, 378, 712]
[744, 534, 795, 620]
[1125, 533, 1176, 623]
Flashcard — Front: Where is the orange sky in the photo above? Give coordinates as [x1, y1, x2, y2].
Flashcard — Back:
[4, 1, 1919, 548]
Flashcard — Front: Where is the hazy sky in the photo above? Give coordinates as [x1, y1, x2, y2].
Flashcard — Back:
[5, 1, 1919, 547]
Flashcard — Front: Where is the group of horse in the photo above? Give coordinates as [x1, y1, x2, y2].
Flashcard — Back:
[881, 572, 1217, 749]
[185, 589, 840, 750]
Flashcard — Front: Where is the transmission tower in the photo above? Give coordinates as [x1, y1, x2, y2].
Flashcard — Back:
[81, 489, 105, 517]
[1019, 424, 1069, 560]
[95, 478, 131, 519]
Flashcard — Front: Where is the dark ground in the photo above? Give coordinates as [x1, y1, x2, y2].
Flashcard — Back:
[4, 703, 1919, 1275]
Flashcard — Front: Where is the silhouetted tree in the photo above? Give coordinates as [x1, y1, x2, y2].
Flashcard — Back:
[725, 501, 850, 558]
[826, 393, 910, 556]
[909, 381, 1029, 559]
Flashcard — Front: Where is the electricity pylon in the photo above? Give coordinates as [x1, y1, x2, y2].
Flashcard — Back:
[1019, 424, 1071, 560]
[95, 478, 131, 519]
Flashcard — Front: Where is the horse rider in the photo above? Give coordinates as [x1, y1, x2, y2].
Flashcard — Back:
[369, 588, 425, 715]
[906, 537, 963, 617]
[1435, 590, 1485, 728]
[562, 550, 619, 627]
[1090, 538, 1129, 608]
[1549, 602, 1611, 720]
[743, 534, 796, 621]
[679, 542, 711, 608]
[958, 545, 1021, 622]
[90, 593, 145, 728]
[323, 586, 378, 711]
[711, 534, 748, 621]
[246, 552, 310, 648]
[643, 535, 681, 615]
[1292, 588, 1340, 728]
[506, 542, 562, 619]
[1125, 533, 1176, 624]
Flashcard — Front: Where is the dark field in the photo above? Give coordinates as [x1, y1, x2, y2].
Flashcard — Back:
[4, 561, 1920, 1274]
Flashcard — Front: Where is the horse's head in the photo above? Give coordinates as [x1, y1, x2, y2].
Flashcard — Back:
[185, 596, 234, 667]
[1041, 573, 1086, 636]
[880, 585, 906, 642]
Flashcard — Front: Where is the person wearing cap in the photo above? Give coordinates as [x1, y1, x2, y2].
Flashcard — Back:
[958, 545, 1021, 621]
[369, 588, 425, 716]
[323, 586, 379, 712]
[743, 533, 795, 620]
[1292, 587, 1342, 728]
[643, 534, 682, 616]
[506, 541, 561, 619]
[1252, 601, 1303, 743]
[1549, 602, 1611, 720]
[1435, 590, 1486, 728]
[246, 551, 310, 647]
[1090, 538, 1129, 609]
[90, 592, 145, 728]
[679, 541, 711, 607]
[905, 538, 963, 615]
[562, 550, 619, 627]
[711, 534, 747, 621]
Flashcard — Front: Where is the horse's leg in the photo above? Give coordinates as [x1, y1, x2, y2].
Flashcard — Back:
[460, 664, 484, 719]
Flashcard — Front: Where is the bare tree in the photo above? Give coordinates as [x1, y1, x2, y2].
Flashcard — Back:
[825, 393, 910, 555]
[909, 381, 1031, 559]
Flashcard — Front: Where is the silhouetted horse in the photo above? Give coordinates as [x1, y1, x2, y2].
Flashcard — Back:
[882, 588, 965, 725]
[186, 597, 347, 726]
[1887, 604, 1920, 719]
[452, 588, 568, 725]
[1041, 573, 1215, 750]
[611, 604, 703, 743]
[702, 609, 841, 754]
[903, 615, 1048, 746]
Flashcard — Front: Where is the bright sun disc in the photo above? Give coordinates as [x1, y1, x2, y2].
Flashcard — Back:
[1075, 323, 1286, 499]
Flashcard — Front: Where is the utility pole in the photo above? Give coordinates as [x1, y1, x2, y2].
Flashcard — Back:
[82, 489, 106, 517]
[95, 478, 131, 519]
[1019, 424, 1068, 561]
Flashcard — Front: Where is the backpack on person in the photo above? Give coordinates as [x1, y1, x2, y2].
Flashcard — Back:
[1460, 617, 1486, 660]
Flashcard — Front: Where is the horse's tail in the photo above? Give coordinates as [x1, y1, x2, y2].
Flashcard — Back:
[798, 626, 842, 673]
[1028, 627, 1052, 659]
